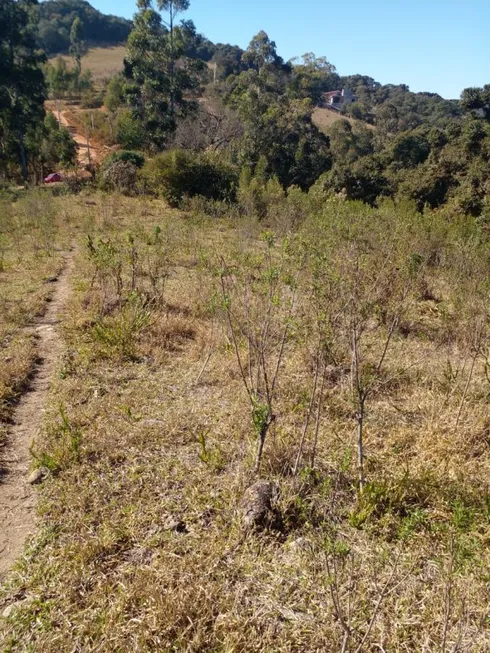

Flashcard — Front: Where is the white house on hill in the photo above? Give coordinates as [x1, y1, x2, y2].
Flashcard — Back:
[322, 88, 356, 110]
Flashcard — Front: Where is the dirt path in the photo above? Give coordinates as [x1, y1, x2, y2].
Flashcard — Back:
[0, 250, 74, 579]
[58, 110, 98, 166]
[47, 104, 101, 166]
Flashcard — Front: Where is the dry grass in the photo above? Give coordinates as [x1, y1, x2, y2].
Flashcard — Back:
[312, 107, 375, 134]
[1, 193, 489, 651]
[0, 191, 74, 444]
[53, 46, 126, 84]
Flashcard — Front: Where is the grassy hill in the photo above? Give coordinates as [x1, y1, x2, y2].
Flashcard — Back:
[312, 106, 375, 133]
[54, 45, 126, 83]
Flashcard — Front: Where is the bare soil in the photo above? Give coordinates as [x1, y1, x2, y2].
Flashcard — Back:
[0, 251, 74, 579]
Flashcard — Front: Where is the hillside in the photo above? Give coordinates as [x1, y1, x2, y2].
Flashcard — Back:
[37, 0, 131, 55]
[312, 106, 375, 134]
[3, 0, 490, 647]
[54, 45, 126, 82]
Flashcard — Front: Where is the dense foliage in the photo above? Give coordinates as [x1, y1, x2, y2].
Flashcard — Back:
[0, 0, 78, 182]
[1, 0, 490, 218]
[37, 0, 131, 55]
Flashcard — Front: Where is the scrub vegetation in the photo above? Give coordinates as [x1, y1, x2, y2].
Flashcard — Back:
[1, 189, 490, 651]
[2, 0, 490, 650]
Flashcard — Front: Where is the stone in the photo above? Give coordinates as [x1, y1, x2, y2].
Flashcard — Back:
[286, 537, 313, 554]
[241, 480, 278, 529]
[2, 600, 28, 619]
[140, 419, 165, 427]
[27, 466, 49, 485]
[162, 516, 187, 533]
[123, 547, 153, 565]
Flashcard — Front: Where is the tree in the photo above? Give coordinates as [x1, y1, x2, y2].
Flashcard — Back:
[223, 34, 330, 189]
[29, 112, 77, 179]
[69, 16, 87, 96]
[104, 74, 125, 113]
[45, 57, 72, 123]
[37, 0, 132, 56]
[0, 0, 46, 181]
[123, 0, 201, 151]
[69, 17, 86, 74]
[156, 0, 190, 120]
[391, 131, 431, 169]
[211, 44, 244, 79]
[242, 31, 285, 73]
[289, 52, 339, 103]
[460, 85, 490, 120]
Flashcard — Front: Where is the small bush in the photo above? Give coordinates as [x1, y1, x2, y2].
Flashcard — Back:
[104, 150, 146, 169]
[80, 91, 104, 109]
[102, 161, 138, 194]
[138, 149, 237, 207]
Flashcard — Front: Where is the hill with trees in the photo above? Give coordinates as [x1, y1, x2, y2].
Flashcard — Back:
[2, 0, 490, 218]
[37, 0, 132, 55]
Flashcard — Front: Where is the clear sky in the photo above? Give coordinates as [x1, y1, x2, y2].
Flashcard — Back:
[88, 0, 489, 99]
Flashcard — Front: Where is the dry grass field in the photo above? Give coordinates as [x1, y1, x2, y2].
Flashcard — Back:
[1, 190, 490, 651]
[54, 46, 126, 83]
[312, 107, 375, 134]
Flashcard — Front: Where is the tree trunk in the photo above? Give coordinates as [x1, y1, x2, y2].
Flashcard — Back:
[356, 404, 365, 491]
[86, 126, 91, 165]
[169, 3, 175, 123]
[254, 417, 272, 473]
[18, 131, 28, 183]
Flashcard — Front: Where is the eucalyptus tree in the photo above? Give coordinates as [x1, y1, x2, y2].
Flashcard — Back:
[157, 0, 189, 119]
[124, 0, 201, 151]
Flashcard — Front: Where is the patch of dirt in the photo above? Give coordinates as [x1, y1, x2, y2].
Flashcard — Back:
[58, 110, 100, 166]
[0, 251, 74, 579]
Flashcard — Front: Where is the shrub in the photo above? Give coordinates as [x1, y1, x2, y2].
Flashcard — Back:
[98, 151, 145, 195]
[100, 160, 138, 195]
[138, 149, 237, 207]
[103, 150, 146, 169]
[80, 91, 104, 109]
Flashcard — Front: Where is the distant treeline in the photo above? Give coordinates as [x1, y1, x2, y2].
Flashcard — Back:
[37, 0, 132, 54]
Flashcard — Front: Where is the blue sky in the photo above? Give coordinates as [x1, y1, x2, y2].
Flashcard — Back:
[89, 0, 489, 99]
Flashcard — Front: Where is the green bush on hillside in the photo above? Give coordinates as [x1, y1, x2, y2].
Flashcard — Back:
[103, 150, 146, 169]
[139, 149, 238, 207]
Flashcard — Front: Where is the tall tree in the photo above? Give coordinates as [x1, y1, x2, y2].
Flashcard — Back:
[46, 57, 72, 124]
[242, 31, 283, 73]
[69, 17, 87, 74]
[123, 0, 201, 151]
[157, 0, 190, 120]
[0, 0, 46, 181]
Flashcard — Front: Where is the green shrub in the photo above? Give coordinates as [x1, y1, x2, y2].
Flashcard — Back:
[138, 149, 237, 207]
[104, 150, 146, 169]
[80, 91, 104, 109]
